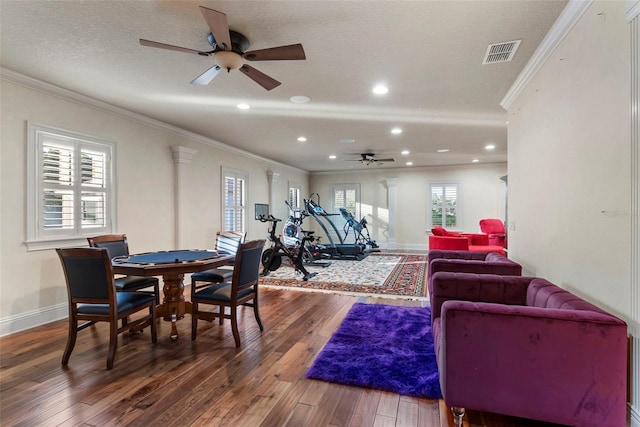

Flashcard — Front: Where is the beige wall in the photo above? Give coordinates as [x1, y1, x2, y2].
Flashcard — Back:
[310, 163, 507, 249]
[507, 0, 631, 316]
[0, 78, 308, 333]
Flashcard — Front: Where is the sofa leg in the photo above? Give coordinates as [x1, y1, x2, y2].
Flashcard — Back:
[451, 407, 465, 427]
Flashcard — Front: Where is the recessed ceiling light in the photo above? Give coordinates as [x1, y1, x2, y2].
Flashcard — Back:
[485, 144, 496, 150]
[340, 138, 355, 144]
[329, 155, 337, 160]
[406, 161, 413, 166]
[372, 84, 388, 95]
[472, 158, 480, 163]
[437, 149, 450, 153]
[391, 127, 402, 135]
[401, 150, 410, 155]
[297, 136, 307, 142]
[236, 103, 250, 110]
[290, 95, 311, 104]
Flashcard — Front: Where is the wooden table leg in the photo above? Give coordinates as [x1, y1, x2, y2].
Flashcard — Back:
[156, 273, 190, 341]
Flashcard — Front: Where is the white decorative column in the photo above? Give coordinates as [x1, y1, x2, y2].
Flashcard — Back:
[171, 146, 197, 249]
[385, 178, 398, 250]
[267, 171, 280, 217]
[628, 2, 640, 424]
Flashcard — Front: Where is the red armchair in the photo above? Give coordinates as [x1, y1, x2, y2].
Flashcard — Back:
[479, 218, 506, 247]
[428, 226, 505, 255]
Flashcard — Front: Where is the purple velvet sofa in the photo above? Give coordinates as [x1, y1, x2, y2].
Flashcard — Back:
[427, 250, 522, 303]
[430, 272, 628, 427]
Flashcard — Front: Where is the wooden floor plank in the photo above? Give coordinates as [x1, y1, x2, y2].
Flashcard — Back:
[0, 287, 564, 426]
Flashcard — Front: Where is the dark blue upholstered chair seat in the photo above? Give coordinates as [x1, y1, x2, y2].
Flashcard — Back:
[190, 268, 233, 284]
[192, 283, 254, 302]
[78, 292, 157, 315]
[115, 276, 159, 292]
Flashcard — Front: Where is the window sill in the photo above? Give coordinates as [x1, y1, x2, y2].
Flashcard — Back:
[25, 237, 90, 252]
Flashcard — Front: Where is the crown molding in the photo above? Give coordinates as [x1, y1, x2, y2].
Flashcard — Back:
[0, 67, 308, 175]
[500, 0, 594, 110]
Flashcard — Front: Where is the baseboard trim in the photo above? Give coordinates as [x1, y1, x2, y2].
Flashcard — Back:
[379, 243, 429, 251]
[0, 303, 67, 337]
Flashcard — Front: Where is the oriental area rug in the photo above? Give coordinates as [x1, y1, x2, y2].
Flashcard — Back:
[259, 253, 428, 299]
[306, 303, 442, 399]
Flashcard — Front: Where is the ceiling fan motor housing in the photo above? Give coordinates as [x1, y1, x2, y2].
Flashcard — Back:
[207, 30, 250, 54]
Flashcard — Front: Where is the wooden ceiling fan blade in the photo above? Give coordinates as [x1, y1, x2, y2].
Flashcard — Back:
[243, 44, 306, 61]
[199, 7, 232, 51]
[139, 39, 207, 55]
[191, 65, 222, 85]
[376, 158, 395, 162]
[239, 65, 281, 91]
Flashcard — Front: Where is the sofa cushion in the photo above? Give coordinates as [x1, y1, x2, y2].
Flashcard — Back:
[432, 226, 460, 237]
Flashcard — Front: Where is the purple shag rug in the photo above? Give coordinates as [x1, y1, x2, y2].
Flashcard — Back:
[306, 303, 442, 399]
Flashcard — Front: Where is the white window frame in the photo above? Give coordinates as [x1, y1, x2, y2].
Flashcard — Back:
[26, 123, 116, 251]
[221, 167, 247, 233]
[429, 182, 460, 230]
[288, 181, 302, 210]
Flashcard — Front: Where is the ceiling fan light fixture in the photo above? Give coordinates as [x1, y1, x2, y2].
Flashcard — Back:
[214, 51, 244, 71]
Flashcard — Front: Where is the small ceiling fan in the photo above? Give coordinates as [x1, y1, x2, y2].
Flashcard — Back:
[139, 6, 306, 90]
[345, 153, 395, 166]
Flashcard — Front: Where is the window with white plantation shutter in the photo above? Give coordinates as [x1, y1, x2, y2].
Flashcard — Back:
[222, 168, 246, 232]
[288, 181, 301, 209]
[27, 123, 115, 250]
[331, 184, 360, 231]
[429, 183, 459, 228]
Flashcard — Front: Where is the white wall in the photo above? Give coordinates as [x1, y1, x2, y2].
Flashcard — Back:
[310, 163, 507, 249]
[0, 76, 309, 334]
[507, 0, 630, 316]
[506, 0, 638, 421]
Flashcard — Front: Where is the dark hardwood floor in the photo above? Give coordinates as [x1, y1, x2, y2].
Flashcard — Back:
[1, 287, 560, 426]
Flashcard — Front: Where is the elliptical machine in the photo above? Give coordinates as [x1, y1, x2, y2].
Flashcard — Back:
[255, 203, 317, 281]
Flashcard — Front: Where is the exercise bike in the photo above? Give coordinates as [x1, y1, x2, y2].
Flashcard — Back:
[283, 201, 332, 267]
[258, 211, 318, 281]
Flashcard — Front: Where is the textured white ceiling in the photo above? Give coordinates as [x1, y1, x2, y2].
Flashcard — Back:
[0, 0, 568, 172]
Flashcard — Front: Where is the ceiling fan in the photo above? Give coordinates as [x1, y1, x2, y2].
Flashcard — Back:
[139, 6, 306, 90]
[345, 153, 396, 166]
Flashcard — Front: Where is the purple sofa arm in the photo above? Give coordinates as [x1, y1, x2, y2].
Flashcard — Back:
[435, 300, 628, 427]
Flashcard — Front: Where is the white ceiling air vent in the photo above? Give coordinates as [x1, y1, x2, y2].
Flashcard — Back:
[483, 40, 522, 64]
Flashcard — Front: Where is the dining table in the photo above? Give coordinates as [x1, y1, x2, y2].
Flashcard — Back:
[112, 249, 233, 340]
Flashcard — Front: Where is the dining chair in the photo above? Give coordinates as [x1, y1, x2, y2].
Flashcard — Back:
[56, 247, 157, 370]
[190, 230, 246, 289]
[191, 239, 265, 347]
[87, 234, 161, 304]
